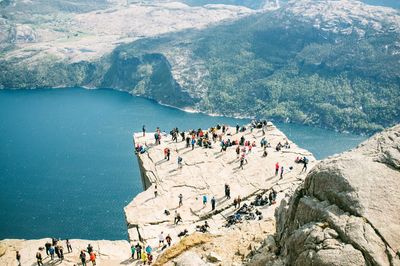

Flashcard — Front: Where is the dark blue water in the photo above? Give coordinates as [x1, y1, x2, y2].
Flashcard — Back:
[0, 88, 366, 240]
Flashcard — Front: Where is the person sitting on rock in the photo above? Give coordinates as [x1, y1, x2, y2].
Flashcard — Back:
[166, 234, 172, 247]
[177, 229, 188, 238]
[174, 211, 182, 225]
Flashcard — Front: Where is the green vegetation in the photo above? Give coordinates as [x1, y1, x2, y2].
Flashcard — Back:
[0, 8, 399, 135]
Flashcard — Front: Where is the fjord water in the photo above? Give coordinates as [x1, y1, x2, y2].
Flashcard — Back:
[0, 88, 365, 240]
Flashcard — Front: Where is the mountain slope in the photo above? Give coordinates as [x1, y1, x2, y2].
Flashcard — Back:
[0, 0, 399, 134]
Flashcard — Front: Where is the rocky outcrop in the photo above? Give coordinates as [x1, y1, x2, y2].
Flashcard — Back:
[274, 124, 400, 265]
[125, 123, 316, 264]
[0, 123, 316, 265]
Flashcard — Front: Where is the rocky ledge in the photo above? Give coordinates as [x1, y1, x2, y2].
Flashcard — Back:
[124, 123, 316, 265]
[249, 124, 400, 265]
[0, 123, 316, 265]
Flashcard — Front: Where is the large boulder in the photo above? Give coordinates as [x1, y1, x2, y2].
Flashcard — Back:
[275, 124, 400, 266]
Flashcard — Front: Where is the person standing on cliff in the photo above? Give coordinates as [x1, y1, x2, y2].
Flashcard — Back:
[80, 250, 87, 265]
[16, 251, 21, 266]
[135, 243, 142, 259]
[154, 185, 158, 198]
[36, 248, 43, 266]
[211, 196, 216, 211]
[202, 195, 207, 206]
[301, 157, 309, 172]
[44, 241, 51, 255]
[177, 156, 183, 168]
[236, 124, 240, 134]
[142, 125, 146, 137]
[280, 166, 284, 180]
[49, 245, 55, 260]
[275, 162, 279, 176]
[178, 193, 183, 207]
[66, 239, 72, 253]
[89, 251, 96, 266]
[158, 232, 165, 247]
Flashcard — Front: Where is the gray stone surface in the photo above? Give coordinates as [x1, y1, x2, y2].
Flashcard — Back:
[275, 124, 400, 266]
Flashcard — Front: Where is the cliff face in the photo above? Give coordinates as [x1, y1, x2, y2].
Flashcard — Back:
[125, 124, 316, 264]
[273, 124, 400, 265]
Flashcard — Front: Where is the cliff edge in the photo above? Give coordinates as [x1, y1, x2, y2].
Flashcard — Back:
[125, 123, 316, 265]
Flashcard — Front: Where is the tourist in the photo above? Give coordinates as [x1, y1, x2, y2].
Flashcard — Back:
[49, 245, 55, 260]
[130, 245, 135, 259]
[154, 185, 158, 198]
[178, 193, 183, 207]
[280, 166, 284, 179]
[36, 248, 43, 266]
[263, 146, 268, 157]
[142, 125, 146, 137]
[239, 153, 247, 169]
[236, 124, 240, 134]
[89, 251, 96, 266]
[16, 251, 21, 266]
[158, 232, 165, 247]
[202, 194, 207, 206]
[145, 244, 152, 255]
[59, 245, 64, 261]
[275, 162, 279, 176]
[66, 239, 72, 253]
[87, 244, 93, 254]
[236, 145, 240, 158]
[55, 243, 60, 259]
[148, 253, 153, 264]
[191, 138, 195, 150]
[178, 156, 183, 168]
[166, 234, 172, 246]
[135, 243, 142, 259]
[211, 196, 216, 211]
[237, 195, 241, 208]
[301, 157, 309, 172]
[141, 250, 148, 264]
[45, 241, 51, 255]
[233, 197, 238, 209]
[174, 211, 182, 225]
[186, 136, 191, 148]
[80, 250, 87, 266]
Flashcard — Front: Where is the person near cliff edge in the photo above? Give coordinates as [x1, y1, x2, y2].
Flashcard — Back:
[89, 251, 96, 266]
[49, 245, 55, 260]
[280, 166, 284, 180]
[80, 250, 87, 266]
[44, 241, 51, 255]
[142, 125, 146, 137]
[16, 251, 21, 266]
[275, 162, 279, 176]
[66, 239, 72, 253]
[301, 157, 309, 172]
[36, 248, 43, 266]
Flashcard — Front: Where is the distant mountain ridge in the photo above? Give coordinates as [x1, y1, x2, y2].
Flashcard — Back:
[0, 0, 399, 134]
